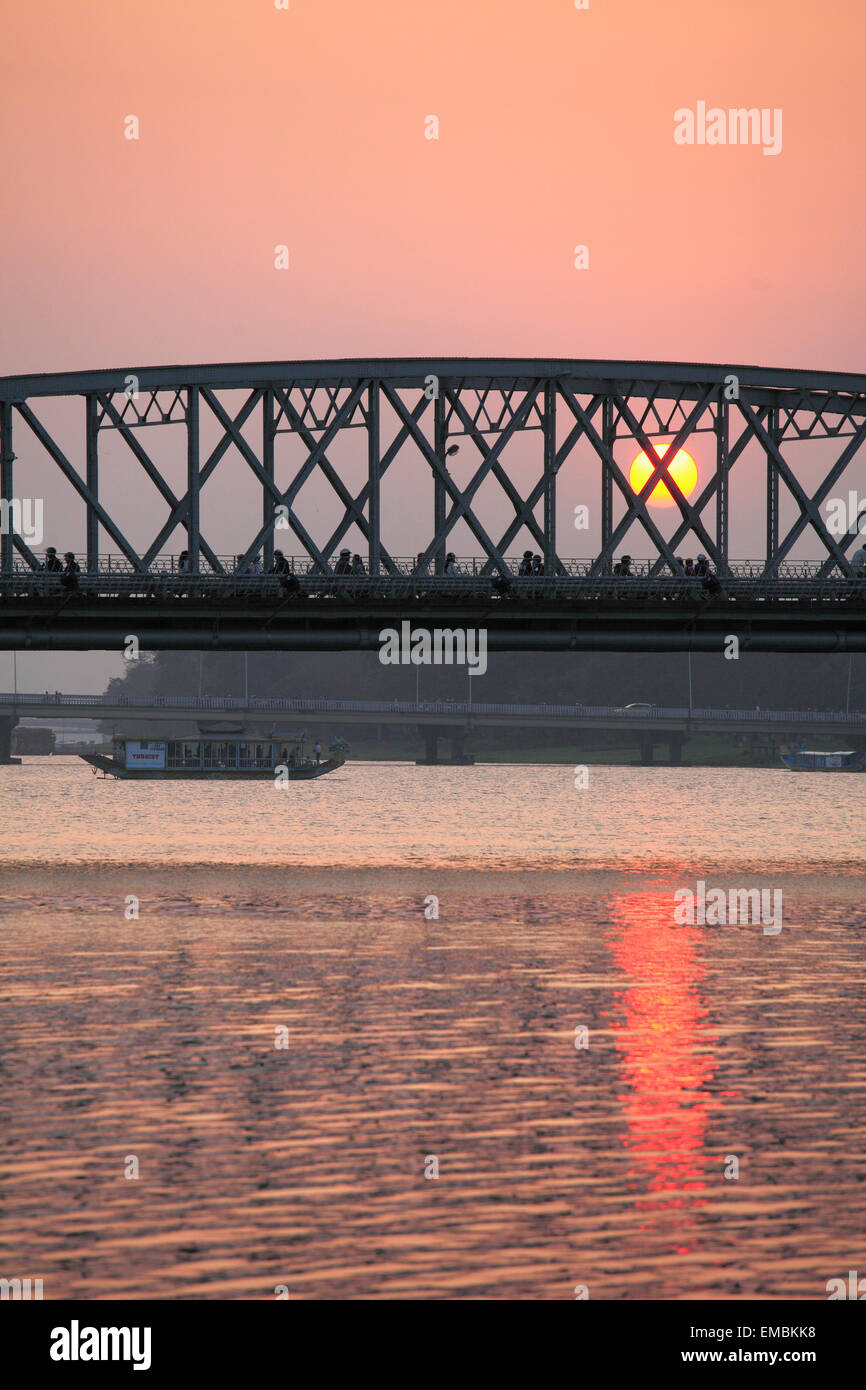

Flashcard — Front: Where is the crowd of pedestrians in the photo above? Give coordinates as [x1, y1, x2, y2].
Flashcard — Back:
[28, 544, 866, 588]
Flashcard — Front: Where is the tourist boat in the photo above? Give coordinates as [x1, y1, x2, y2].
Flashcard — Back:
[779, 747, 866, 772]
[81, 726, 348, 780]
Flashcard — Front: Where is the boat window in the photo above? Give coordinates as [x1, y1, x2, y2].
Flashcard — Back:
[168, 740, 201, 768]
[203, 741, 230, 768]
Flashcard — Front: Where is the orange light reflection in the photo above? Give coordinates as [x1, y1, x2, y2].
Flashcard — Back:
[606, 890, 722, 1225]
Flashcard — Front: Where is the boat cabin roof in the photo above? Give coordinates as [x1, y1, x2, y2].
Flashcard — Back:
[114, 732, 305, 743]
[794, 749, 855, 756]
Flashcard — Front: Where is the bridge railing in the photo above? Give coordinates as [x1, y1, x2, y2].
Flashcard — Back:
[1, 567, 865, 602]
[2, 692, 865, 721]
[5, 552, 865, 580]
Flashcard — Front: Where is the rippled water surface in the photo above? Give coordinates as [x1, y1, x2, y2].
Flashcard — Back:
[1, 758, 864, 1298]
[1, 756, 865, 872]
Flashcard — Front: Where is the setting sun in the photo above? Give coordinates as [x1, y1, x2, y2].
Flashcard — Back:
[629, 443, 698, 508]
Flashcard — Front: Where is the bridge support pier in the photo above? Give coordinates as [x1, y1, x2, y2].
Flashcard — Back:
[667, 734, 684, 765]
[450, 728, 475, 765]
[418, 727, 441, 765]
[416, 725, 474, 765]
[637, 734, 655, 766]
[0, 716, 21, 765]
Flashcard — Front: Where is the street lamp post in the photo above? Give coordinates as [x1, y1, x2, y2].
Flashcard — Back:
[846, 654, 853, 714]
[435, 441, 460, 574]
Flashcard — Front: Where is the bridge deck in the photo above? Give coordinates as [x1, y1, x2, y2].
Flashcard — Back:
[1, 574, 864, 651]
[3, 693, 865, 736]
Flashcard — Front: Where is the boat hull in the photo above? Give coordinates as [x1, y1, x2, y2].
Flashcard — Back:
[780, 751, 866, 772]
[81, 754, 345, 780]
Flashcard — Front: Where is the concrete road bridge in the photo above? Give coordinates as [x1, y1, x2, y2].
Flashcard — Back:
[3, 691, 864, 766]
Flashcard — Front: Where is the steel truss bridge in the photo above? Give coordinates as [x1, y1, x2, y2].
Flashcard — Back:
[2, 358, 865, 651]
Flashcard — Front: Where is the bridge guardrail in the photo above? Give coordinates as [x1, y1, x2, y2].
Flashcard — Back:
[2, 571, 865, 603]
[2, 692, 864, 722]
[3, 552, 865, 580]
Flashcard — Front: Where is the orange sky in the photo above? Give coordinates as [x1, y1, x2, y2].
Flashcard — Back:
[2, 0, 865, 688]
[3, 0, 865, 373]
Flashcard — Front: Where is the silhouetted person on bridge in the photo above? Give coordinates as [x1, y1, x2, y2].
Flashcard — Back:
[351, 554, 366, 574]
[173, 549, 191, 597]
[61, 552, 80, 591]
[270, 550, 299, 595]
[40, 547, 62, 573]
[334, 549, 351, 574]
[614, 555, 632, 577]
[444, 552, 457, 575]
[518, 550, 533, 576]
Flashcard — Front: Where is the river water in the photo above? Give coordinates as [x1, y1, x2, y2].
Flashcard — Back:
[1, 757, 864, 1299]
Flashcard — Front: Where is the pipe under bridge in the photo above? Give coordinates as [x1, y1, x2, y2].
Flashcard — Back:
[2, 357, 866, 650]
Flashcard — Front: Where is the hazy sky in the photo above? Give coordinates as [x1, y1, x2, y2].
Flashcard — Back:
[3, 0, 865, 690]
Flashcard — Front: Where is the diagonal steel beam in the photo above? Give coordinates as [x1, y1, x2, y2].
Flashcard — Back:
[15, 402, 148, 572]
[138, 388, 264, 570]
[381, 383, 513, 572]
[219, 381, 368, 570]
[425, 382, 546, 572]
[476, 385, 596, 575]
[445, 385, 548, 555]
[97, 392, 223, 573]
[432, 382, 545, 558]
[12, 533, 40, 569]
[268, 381, 369, 569]
[202, 387, 329, 573]
[736, 397, 854, 573]
[557, 388, 687, 574]
[773, 415, 866, 569]
[652, 406, 767, 573]
[614, 387, 719, 563]
[273, 385, 399, 569]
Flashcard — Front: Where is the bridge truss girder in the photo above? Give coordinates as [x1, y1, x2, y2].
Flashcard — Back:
[2, 358, 866, 579]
